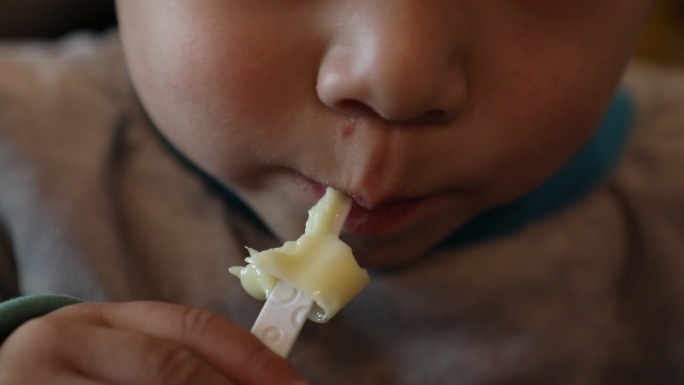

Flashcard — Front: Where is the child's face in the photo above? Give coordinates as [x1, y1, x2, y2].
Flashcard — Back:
[116, 1, 653, 267]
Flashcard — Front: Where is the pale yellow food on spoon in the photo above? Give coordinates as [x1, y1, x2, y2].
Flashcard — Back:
[230, 187, 369, 323]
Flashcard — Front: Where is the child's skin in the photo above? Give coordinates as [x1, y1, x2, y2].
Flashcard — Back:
[0, 0, 655, 384]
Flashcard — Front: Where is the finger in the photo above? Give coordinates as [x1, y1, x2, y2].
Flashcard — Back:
[4, 311, 236, 385]
[62, 323, 237, 385]
[0, 364, 106, 385]
[0, 323, 111, 385]
[52, 302, 309, 385]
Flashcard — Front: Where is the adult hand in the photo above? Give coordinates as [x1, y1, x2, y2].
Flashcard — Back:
[0, 301, 308, 385]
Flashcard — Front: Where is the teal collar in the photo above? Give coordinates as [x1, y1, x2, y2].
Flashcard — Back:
[448, 89, 635, 246]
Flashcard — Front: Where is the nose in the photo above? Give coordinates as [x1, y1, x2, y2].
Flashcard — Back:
[316, 4, 466, 123]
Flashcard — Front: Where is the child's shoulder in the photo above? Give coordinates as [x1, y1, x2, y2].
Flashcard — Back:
[0, 30, 130, 162]
[611, 61, 684, 252]
[0, 30, 138, 227]
[0, 30, 126, 109]
[619, 61, 684, 182]
[623, 60, 684, 125]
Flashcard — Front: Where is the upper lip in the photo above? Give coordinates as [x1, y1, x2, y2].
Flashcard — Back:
[323, 182, 430, 211]
[348, 193, 424, 211]
[296, 170, 436, 210]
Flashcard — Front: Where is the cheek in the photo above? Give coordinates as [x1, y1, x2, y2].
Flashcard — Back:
[466, 44, 619, 205]
[128, 25, 298, 184]
[464, 0, 650, 192]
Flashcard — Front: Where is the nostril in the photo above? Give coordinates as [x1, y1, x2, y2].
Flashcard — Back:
[334, 99, 376, 119]
[333, 100, 450, 124]
[316, 44, 466, 124]
[420, 109, 449, 123]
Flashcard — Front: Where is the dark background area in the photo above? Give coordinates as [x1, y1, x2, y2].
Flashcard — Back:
[0, 0, 116, 38]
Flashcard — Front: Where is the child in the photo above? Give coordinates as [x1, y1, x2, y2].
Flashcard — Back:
[1, 0, 683, 383]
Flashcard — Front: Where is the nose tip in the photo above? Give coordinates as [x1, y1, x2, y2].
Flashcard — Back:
[316, 32, 465, 123]
[318, 72, 461, 123]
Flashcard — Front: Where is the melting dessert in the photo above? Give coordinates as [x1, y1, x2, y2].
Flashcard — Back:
[230, 187, 369, 323]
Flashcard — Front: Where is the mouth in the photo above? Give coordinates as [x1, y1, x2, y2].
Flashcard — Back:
[345, 197, 426, 235]
[302, 177, 437, 236]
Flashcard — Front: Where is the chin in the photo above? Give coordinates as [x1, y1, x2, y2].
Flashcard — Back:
[342, 231, 446, 269]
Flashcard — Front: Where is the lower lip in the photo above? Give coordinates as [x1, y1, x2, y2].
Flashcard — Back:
[345, 198, 425, 235]
[305, 181, 431, 236]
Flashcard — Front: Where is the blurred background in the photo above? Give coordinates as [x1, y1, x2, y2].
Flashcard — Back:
[636, 0, 684, 65]
[0, 0, 682, 66]
[0, 0, 116, 38]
